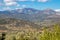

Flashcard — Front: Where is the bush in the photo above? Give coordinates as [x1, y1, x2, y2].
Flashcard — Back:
[0, 24, 60, 40]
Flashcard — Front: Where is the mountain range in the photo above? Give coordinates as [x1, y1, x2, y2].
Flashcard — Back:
[0, 8, 60, 25]
[0, 8, 60, 32]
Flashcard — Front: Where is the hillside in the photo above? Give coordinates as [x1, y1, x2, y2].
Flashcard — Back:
[0, 18, 41, 32]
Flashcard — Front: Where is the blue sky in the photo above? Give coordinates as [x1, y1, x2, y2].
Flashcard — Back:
[0, 0, 60, 11]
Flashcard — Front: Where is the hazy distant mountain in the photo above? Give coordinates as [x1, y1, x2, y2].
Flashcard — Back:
[0, 8, 60, 24]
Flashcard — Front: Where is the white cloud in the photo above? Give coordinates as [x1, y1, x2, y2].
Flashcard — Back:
[17, 0, 49, 2]
[4, 0, 49, 6]
[17, 0, 35, 1]
[17, 0, 27, 1]
[5, 2, 17, 6]
[4, 0, 18, 6]
[2, 0, 49, 11]
[55, 9, 60, 12]
[38, 0, 48, 2]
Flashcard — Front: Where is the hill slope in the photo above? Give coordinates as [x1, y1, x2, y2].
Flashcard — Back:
[0, 18, 41, 32]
